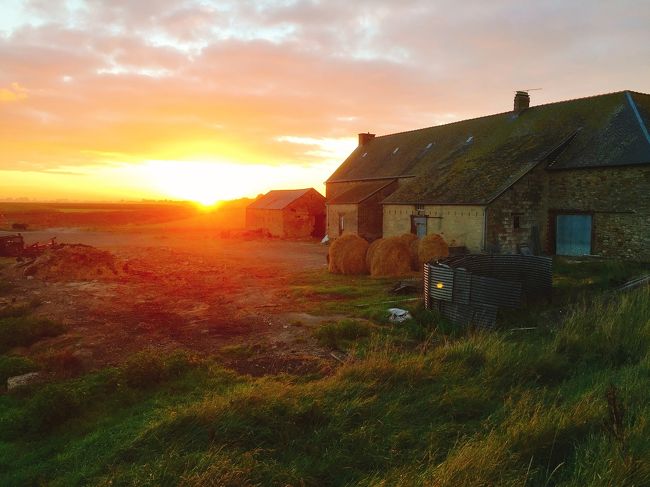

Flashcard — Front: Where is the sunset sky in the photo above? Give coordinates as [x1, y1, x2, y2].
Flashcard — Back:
[1, 0, 649, 203]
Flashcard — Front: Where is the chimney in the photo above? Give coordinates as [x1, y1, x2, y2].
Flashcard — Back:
[358, 132, 376, 146]
[514, 91, 530, 112]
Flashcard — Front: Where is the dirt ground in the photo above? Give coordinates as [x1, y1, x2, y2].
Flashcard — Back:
[0, 228, 339, 376]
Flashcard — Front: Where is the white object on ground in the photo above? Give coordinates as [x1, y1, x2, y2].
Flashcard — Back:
[7, 372, 41, 391]
[387, 308, 412, 323]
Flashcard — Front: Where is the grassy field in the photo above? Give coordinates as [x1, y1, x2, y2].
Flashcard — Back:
[0, 259, 649, 486]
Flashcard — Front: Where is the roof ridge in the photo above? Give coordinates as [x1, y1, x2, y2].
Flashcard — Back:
[625, 91, 650, 146]
[369, 90, 647, 140]
[267, 188, 312, 192]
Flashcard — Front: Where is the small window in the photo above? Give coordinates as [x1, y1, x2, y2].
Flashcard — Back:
[426, 142, 433, 149]
[392, 147, 400, 155]
[415, 204, 425, 212]
[513, 214, 521, 230]
[338, 214, 345, 235]
[362, 152, 368, 158]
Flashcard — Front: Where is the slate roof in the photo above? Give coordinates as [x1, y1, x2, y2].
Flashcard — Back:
[327, 179, 396, 205]
[327, 90, 650, 205]
[247, 188, 319, 210]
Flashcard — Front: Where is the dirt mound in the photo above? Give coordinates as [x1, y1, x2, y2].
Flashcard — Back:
[369, 237, 413, 277]
[417, 234, 449, 268]
[19, 244, 124, 281]
[328, 234, 369, 275]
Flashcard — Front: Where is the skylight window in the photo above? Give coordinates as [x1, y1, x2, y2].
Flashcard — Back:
[393, 147, 400, 155]
[466, 136, 474, 143]
[362, 152, 368, 158]
[426, 142, 433, 149]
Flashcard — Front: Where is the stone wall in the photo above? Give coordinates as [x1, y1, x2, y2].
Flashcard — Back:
[383, 204, 485, 252]
[246, 209, 284, 237]
[282, 190, 326, 238]
[547, 165, 650, 259]
[485, 164, 548, 254]
[326, 203, 358, 238]
[486, 164, 650, 260]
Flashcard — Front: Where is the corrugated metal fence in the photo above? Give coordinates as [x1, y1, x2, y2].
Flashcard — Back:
[424, 254, 552, 328]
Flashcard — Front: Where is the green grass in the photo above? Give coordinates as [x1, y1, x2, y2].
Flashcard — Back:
[314, 319, 374, 349]
[553, 257, 648, 303]
[0, 355, 37, 384]
[0, 263, 649, 485]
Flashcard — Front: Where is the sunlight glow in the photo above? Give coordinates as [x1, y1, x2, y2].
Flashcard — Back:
[131, 160, 339, 204]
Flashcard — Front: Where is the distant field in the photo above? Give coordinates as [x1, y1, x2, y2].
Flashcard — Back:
[0, 200, 251, 230]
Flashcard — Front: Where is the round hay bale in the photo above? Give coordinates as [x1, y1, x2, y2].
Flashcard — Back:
[397, 233, 418, 247]
[369, 237, 412, 277]
[365, 238, 384, 272]
[418, 234, 449, 267]
[328, 234, 369, 275]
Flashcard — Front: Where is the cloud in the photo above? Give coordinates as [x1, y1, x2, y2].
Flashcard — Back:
[0, 82, 27, 102]
[0, 0, 649, 197]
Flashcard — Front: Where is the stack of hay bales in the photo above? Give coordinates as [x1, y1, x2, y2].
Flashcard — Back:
[416, 234, 449, 269]
[328, 232, 449, 276]
[368, 236, 412, 277]
[328, 234, 369, 275]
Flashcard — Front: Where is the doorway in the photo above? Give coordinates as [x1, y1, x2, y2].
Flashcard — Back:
[555, 214, 592, 256]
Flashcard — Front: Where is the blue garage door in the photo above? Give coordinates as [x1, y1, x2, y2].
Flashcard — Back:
[556, 214, 592, 256]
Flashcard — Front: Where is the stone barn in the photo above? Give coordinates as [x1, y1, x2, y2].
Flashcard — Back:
[326, 90, 650, 260]
[246, 188, 326, 238]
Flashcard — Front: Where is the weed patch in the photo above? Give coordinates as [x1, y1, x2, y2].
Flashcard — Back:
[0, 317, 64, 353]
[314, 319, 373, 349]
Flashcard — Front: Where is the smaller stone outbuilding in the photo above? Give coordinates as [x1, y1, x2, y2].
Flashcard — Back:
[246, 188, 326, 238]
[326, 179, 397, 241]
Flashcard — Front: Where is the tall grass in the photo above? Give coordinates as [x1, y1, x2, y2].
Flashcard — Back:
[1, 289, 649, 486]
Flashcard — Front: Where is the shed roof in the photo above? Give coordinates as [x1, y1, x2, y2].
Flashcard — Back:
[247, 188, 320, 210]
[327, 179, 396, 205]
[327, 90, 650, 205]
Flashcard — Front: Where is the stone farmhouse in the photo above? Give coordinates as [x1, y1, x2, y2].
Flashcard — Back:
[326, 90, 650, 259]
[246, 188, 326, 238]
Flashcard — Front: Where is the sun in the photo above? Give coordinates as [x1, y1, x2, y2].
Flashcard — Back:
[139, 160, 254, 205]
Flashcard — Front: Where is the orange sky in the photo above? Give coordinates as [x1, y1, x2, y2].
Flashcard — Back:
[1, 0, 649, 203]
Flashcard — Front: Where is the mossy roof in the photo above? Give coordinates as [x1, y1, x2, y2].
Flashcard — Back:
[327, 91, 650, 205]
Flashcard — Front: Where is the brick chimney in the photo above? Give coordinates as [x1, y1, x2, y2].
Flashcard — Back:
[358, 132, 376, 146]
[514, 91, 530, 112]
